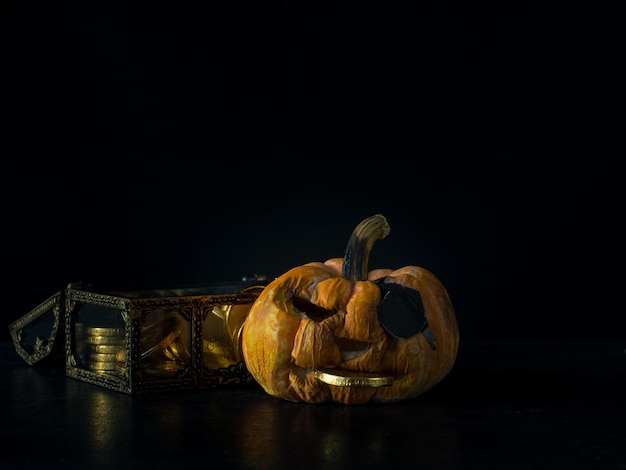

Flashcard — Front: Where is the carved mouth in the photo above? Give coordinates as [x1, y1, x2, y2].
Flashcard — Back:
[310, 337, 398, 388]
[334, 337, 369, 361]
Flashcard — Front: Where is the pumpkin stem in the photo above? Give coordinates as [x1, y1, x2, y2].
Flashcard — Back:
[342, 214, 391, 282]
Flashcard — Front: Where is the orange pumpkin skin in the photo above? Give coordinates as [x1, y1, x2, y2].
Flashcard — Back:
[241, 257, 459, 405]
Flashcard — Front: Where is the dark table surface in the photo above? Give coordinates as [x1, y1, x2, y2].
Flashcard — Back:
[2, 339, 625, 469]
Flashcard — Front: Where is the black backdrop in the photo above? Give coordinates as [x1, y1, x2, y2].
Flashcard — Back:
[3, 2, 624, 342]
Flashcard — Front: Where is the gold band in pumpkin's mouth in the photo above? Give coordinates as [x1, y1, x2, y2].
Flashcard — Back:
[313, 368, 394, 387]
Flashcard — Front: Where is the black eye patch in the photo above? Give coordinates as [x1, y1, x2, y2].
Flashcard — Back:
[374, 280, 437, 349]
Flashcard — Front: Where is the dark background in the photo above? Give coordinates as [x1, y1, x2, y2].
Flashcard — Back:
[2, 2, 624, 342]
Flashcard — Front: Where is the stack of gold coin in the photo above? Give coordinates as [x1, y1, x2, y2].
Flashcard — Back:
[85, 326, 125, 373]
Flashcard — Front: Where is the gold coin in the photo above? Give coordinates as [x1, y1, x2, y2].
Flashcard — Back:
[85, 327, 124, 337]
[89, 361, 119, 371]
[87, 335, 124, 346]
[313, 369, 393, 388]
[116, 348, 126, 362]
[163, 340, 191, 363]
[142, 362, 184, 377]
[141, 330, 180, 359]
[91, 344, 122, 354]
[89, 353, 119, 362]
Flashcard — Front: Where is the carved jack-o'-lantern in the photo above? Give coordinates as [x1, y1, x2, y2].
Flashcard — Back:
[241, 214, 459, 404]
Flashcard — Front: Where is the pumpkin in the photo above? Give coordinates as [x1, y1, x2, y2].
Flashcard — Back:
[241, 214, 459, 404]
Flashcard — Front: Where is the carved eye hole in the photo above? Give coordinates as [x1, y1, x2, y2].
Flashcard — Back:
[292, 296, 335, 322]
